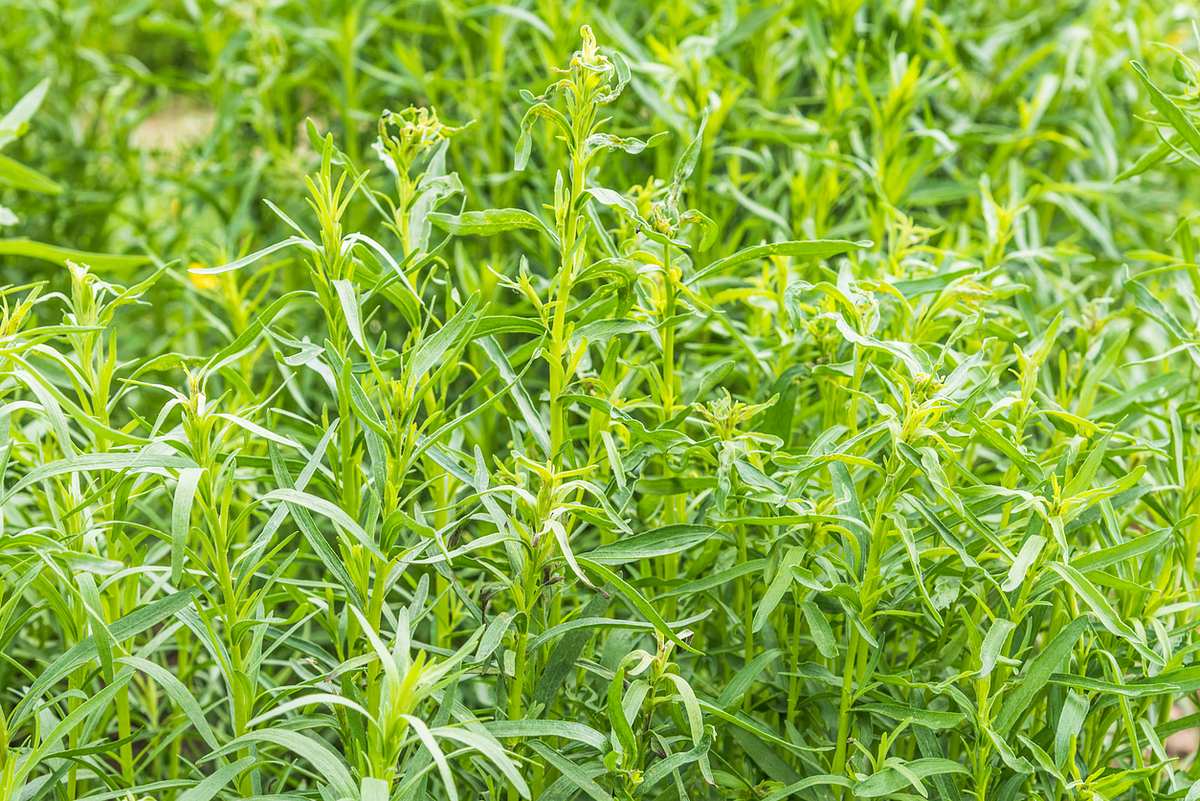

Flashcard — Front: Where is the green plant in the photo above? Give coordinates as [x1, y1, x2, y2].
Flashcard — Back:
[4, 4, 1200, 801]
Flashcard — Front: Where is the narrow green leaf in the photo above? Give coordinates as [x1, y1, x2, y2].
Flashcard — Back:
[994, 616, 1090, 736]
[583, 524, 717, 564]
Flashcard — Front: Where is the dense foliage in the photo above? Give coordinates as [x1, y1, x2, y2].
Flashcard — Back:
[3, 2, 1200, 800]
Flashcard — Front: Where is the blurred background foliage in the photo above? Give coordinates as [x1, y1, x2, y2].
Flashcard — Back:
[2, 0, 1197, 294]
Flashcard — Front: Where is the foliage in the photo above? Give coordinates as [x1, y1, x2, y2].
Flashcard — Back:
[3, 2, 1200, 801]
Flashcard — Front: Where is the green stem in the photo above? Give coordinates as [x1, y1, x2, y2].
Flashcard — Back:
[548, 150, 586, 466]
[833, 475, 896, 791]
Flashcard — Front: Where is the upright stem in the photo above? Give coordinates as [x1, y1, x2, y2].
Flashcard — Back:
[661, 244, 685, 617]
[661, 244, 677, 421]
[831, 629, 861, 786]
[548, 147, 587, 466]
[833, 475, 896, 793]
[738, 522, 754, 701]
[115, 689, 134, 782]
[506, 611, 530, 801]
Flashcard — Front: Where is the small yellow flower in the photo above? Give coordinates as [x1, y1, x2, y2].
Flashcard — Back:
[188, 263, 219, 291]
